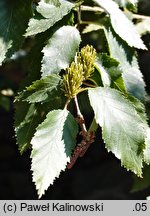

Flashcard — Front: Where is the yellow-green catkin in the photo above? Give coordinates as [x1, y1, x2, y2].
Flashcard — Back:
[63, 62, 84, 99]
[77, 45, 96, 80]
[63, 45, 97, 99]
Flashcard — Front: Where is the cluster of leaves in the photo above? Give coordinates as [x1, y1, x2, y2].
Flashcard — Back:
[0, 0, 150, 198]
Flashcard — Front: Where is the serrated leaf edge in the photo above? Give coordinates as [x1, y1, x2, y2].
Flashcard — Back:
[88, 87, 148, 177]
[30, 109, 71, 198]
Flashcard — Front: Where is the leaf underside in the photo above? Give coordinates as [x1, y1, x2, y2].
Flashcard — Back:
[15, 102, 42, 154]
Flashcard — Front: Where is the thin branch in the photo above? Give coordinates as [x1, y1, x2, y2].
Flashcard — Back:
[74, 95, 82, 116]
[74, 95, 87, 132]
[80, 21, 96, 25]
[64, 99, 70, 109]
[83, 82, 96, 88]
[67, 96, 97, 169]
[79, 5, 150, 20]
[80, 5, 104, 13]
[87, 78, 99, 87]
[77, 4, 82, 31]
[133, 14, 150, 20]
[77, 87, 90, 94]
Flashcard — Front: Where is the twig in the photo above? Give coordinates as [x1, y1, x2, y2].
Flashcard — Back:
[67, 131, 95, 169]
[80, 5, 104, 13]
[77, 4, 82, 31]
[67, 97, 96, 169]
[80, 21, 96, 25]
[74, 95, 87, 132]
[83, 82, 96, 88]
[133, 14, 150, 20]
[87, 78, 99, 87]
[64, 99, 71, 109]
[79, 5, 150, 20]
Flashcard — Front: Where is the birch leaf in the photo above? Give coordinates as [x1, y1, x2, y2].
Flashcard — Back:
[31, 109, 78, 198]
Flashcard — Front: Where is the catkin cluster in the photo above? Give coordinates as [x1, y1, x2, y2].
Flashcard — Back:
[63, 62, 84, 99]
[63, 45, 96, 99]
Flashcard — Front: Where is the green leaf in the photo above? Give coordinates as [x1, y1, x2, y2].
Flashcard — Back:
[95, 55, 111, 87]
[109, 67, 127, 93]
[31, 109, 78, 198]
[21, 23, 60, 90]
[88, 87, 146, 176]
[15, 94, 66, 154]
[93, 0, 146, 49]
[15, 102, 43, 154]
[0, 0, 32, 65]
[17, 74, 61, 103]
[95, 53, 126, 93]
[104, 27, 146, 100]
[144, 128, 150, 164]
[127, 95, 148, 121]
[41, 26, 81, 77]
[98, 53, 119, 68]
[25, 0, 73, 36]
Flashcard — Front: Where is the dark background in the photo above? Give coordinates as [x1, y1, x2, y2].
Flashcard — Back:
[0, 0, 150, 199]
